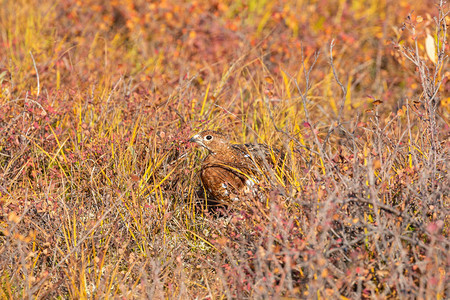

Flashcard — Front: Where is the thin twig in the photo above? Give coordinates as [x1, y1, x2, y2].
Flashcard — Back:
[322, 40, 348, 150]
[29, 51, 40, 98]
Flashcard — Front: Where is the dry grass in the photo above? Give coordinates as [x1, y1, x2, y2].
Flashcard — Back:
[0, 0, 449, 298]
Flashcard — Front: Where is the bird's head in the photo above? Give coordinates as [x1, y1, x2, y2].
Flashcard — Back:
[189, 130, 230, 154]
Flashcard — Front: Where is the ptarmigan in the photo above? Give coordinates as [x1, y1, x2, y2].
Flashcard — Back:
[189, 130, 286, 204]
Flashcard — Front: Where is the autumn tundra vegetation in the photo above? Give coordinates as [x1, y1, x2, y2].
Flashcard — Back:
[0, 0, 448, 298]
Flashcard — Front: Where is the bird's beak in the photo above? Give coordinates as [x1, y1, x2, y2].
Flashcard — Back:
[189, 134, 200, 144]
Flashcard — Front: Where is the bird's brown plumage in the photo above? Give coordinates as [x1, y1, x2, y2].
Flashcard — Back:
[189, 130, 286, 204]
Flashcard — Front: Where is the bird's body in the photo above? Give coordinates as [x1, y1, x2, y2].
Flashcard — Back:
[189, 130, 286, 204]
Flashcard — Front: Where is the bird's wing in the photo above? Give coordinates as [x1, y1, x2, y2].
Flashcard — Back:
[231, 143, 285, 168]
[200, 164, 244, 201]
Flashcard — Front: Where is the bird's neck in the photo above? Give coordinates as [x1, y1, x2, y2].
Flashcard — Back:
[209, 145, 231, 158]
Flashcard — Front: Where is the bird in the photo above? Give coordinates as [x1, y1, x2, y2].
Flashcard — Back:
[189, 130, 287, 204]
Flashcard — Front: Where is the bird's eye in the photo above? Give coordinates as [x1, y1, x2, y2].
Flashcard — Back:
[205, 135, 213, 141]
